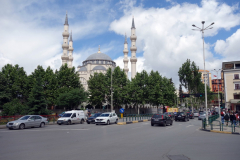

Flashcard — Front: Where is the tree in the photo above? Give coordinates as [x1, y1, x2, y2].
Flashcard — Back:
[1, 99, 29, 116]
[57, 88, 88, 110]
[27, 75, 49, 115]
[0, 72, 11, 110]
[1, 64, 28, 102]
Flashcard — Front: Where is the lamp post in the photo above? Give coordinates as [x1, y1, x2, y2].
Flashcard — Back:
[111, 65, 113, 112]
[213, 69, 221, 115]
[192, 21, 214, 122]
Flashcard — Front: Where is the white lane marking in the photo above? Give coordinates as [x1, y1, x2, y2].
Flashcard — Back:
[186, 125, 194, 128]
[132, 126, 143, 129]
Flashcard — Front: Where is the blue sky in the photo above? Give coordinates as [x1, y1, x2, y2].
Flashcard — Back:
[0, 0, 240, 88]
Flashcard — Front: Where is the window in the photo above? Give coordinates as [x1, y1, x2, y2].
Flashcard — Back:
[235, 84, 240, 90]
[236, 64, 240, 69]
[234, 95, 240, 99]
[234, 74, 239, 79]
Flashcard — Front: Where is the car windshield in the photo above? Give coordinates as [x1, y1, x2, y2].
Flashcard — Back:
[200, 112, 206, 115]
[93, 113, 102, 117]
[19, 116, 31, 120]
[152, 114, 163, 118]
[99, 114, 109, 117]
[177, 112, 184, 115]
[62, 113, 72, 117]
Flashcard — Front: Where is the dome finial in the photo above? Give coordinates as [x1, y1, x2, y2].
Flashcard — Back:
[98, 45, 101, 53]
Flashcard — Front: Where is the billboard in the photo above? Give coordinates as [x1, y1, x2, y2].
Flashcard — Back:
[167, 108, 178, 113]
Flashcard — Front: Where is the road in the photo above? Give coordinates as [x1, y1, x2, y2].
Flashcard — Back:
[0, 118, 239, 160]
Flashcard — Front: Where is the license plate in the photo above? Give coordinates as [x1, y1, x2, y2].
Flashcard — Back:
[154, 119, 158, 121]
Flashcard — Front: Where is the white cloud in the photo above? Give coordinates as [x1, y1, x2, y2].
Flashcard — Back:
[109, 0, 240, 87]
[214, 29, 240, 61]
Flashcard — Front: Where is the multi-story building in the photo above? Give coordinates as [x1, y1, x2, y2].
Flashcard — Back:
[212, 79, 223, 93]
[199, 69, 212, 91]
[222, 61, 240, 111]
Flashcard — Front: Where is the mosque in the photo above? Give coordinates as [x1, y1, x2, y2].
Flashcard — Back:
[61, 12, 138, 90]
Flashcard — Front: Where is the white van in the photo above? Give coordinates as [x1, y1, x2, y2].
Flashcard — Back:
[57, 110, 86, 125]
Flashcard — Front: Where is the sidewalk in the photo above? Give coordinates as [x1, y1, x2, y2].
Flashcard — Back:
[202, 117, 240, 134]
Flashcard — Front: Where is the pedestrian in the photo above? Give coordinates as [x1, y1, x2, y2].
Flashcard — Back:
[224, 112, 230, 126]
[236, 111, 239, 126]
[221, 110, 225, 125]
[230, 112, 236, 126]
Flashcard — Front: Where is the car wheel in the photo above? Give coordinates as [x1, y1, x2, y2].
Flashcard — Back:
[107, 120, 110, 125]
[40, 122, 45, 128]
[19, 124, 25, 130]
[163, 121, 166, 127]
[80, 119, 84, 124]
[9, 128, 13, 130]
[87, 122, 90, 124]
[188, 118, 189, 121]
[68, 120, 71, 125]
[115, 119, 118, 124]
[170, 121, 173, 125]
[96, 124, 99, 125]
[151, 123, 154, 126]
[58, 124, 61, 125]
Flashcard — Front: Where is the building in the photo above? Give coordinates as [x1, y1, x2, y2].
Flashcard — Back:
[222, 61, 240, 111]
[212, 79, 223, 93]
[61, 12, 138, 90]
[199, 69, 212, 91]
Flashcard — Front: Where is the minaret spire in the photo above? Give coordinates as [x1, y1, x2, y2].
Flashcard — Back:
[130, 16, 137, 79]
[70, 30, 73, 42]
[123, 33, 129, 76]
[98, 45, 101, 53]
[64, 11, 68, 25]
[131, 16, 135, 29]
[68, 30, 74, 68]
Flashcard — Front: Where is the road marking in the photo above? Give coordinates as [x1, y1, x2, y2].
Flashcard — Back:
[186, 125, 194, 128]
[132, 126, 143, 129]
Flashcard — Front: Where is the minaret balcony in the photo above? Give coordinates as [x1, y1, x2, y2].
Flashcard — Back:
[62, 44, 69, 49]
[69, 57, 73, 61]
[62, 32, 69, 37]
[130, 35, 137, 40]
[123, 50, 129, 53]
[68, 48, 74, 51]
[61, 55, 69, 60]
[130, 46, 137, 51]
[124, 68, 129, 72]
[130, 57, 137, 62]
[123, 59, 129, 62]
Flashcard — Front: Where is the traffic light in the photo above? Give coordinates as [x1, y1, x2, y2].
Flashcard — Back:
[195, 93, 204, 97]
[181, 94, 190, 98]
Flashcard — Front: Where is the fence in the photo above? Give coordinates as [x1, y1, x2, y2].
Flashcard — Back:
[202, 115, 239, 133]
[117, 114, 153, 122]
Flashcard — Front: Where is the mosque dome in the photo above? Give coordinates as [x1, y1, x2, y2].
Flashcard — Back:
[86, 52, 112, 61]
[92, 66, 106, 71]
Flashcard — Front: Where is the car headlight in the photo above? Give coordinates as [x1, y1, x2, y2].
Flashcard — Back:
[63, 119, 67, 121]
[15, 122, 19, 125]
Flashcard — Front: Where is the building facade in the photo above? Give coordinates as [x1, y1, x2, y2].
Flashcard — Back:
[222, 61, 240, 112]
[199, 69, 212, 91]
[212, 79, 223, 93]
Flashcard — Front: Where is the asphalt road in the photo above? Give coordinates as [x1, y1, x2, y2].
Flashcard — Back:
[0, 118, 239, 160]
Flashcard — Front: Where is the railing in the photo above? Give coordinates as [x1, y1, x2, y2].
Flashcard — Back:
[117, 114, 153, 122]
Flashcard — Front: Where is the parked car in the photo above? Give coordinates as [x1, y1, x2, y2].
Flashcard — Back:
[164, 112, 175, 120]
[86, 113, 102, 124]
[6, 115, 48, 130]
[95, 112, 118, 125]
[57, 110, 86, 125]
[198, 112, 206, 120]
[151, 114, 173, 126]
[187, 112, 194, 119]
[175, 112, 189, 122]
[194, 111, 199, 117]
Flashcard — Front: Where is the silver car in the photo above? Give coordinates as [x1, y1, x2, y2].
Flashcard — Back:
[6, 115, 48, 130]
[198, 112, 206, 120]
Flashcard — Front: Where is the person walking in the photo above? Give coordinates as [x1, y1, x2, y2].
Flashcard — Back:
[230, 112, 236, 126]
[221, 110, 225, 125]
[224, 112, 230, 126]
[235, 111, 239, 126]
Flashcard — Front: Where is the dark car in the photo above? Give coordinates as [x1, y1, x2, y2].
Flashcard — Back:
[175, 112, 189, 122]
[164, 112, 175, 120]
[187, 112, 194, 119]
[86, 113, 102, 124]
[151, 114, 173, 127]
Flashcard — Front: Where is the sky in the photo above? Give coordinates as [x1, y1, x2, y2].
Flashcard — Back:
[0, 0, 240, 89]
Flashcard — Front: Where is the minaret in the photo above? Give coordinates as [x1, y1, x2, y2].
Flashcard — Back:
[61, 11, 69, 66]
[130, 16, 137, 79]
[68, 31, 74, 68]
[123, 33, 129, 76]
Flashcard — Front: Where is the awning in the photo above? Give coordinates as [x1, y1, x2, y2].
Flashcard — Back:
[230, 99, 240, 103]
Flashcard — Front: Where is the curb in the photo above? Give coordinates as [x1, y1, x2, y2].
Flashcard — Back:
[200, 128, 240, 135]
[117, 119, 150, 125]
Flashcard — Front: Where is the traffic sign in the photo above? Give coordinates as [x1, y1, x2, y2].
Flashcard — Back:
[120, 108, 124, 113]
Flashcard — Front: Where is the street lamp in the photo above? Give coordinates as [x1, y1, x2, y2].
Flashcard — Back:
[213, 69, 222, 115]
[111, 65, 114, 112]
[192, 21, 214, 122]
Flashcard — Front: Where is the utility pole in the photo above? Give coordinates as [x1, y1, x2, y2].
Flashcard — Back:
[111, 66, 113, 112]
